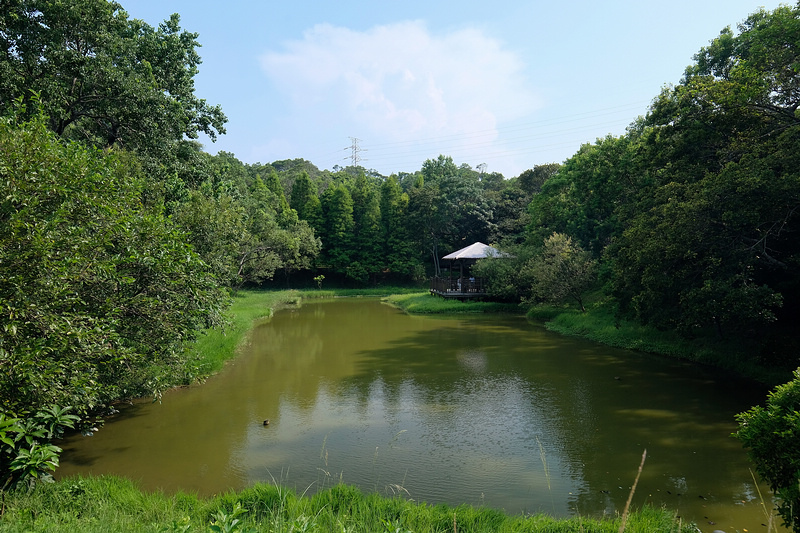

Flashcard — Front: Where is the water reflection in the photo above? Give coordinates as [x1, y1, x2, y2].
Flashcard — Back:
[57, 298, 784, 532]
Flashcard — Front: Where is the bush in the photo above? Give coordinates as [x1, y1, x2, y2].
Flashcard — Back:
[735, 368, 800, 531]
[0, 405, 78, 491]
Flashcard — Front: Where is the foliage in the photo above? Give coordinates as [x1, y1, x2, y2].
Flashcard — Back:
[472, 244, 536, 302]
[208, 503, 256, 533]
[528, 136, 638, 257]
[0, 476, 695, 532]
[517, 163, 560, 195]
[290, 171, 322, 229]
[172, 188, 247, 286]
[319, 182, 355, 276]
[518, 4, 800, 357]
[0, 109, 227, 419]
[262, 169, 294, 228]
[407, 155, 493, 275]
[349, 173, 383, 283]
[0, 405, 78, 491]
[172, 166, 320, 288]
[528, 233, 598, 312]
[0, 0, 226, 156]
[735, 369, 800, 531]
[606, 5, 800, 342]
[380, 176, 419, 278]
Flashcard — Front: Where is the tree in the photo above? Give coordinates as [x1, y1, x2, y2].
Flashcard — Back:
[172, 188, 246, 287]
[408, 155, 493, 275]
[735, 369, 800, 531]
[380, 176, 419, 278]
[528, 136, 638, 256]
[529, 233, 597, 312]
[241, 175, 319, 285]
[489, 186, 530, 244]
[517, 163, 559, 196]
[320, 182, 355, 276]
[173, 170, 320, 288]
[490, 163, 560, 245]
[0, 110, 227, 418]
[0, 1, 226, 156]
[290, 172, 318, 224]
[263, 169, 295, 227]
[473, 244, 536, 302]
[349, 173, 382, 283]
[607, 5, 800, 340]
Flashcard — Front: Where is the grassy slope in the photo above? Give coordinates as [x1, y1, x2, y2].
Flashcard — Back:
[383, 292, 522, 314]
[185, 290, 303, 378]
[524, 291, 792, 386]
[0, 475, 693, 533]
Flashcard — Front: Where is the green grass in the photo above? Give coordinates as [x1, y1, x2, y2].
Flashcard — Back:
[185, 290, 303, 378]
[183, 287, 439, 381]
[527, 295, 791, 385]
[299, 286, 427, 299]
[384, 292, 523, 314]
[0, 476, 695, 533]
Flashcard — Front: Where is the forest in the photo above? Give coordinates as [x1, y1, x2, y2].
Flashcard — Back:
[1, 0, 799, 529]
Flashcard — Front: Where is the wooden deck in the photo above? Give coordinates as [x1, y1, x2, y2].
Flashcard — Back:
[429, 276, 487, 299]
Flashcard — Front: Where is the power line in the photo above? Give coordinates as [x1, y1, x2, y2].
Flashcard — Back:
[344, 136, 367, 167]
[305, 100, 652, 175]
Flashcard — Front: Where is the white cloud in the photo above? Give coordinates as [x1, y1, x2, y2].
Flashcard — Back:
[259, 21, 540, 173]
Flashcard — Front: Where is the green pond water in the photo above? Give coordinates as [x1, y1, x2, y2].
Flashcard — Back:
[57, 298, 785, 532]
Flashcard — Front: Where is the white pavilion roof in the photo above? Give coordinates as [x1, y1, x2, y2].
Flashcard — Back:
[441, 242, 506, 260]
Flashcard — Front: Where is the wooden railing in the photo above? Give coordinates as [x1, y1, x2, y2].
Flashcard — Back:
[429, 276, 485, 295]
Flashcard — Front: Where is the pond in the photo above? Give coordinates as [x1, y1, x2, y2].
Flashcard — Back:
[57, 298, 784, 532]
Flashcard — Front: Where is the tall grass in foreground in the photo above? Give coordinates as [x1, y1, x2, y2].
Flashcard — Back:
[0, 476, 695, 533]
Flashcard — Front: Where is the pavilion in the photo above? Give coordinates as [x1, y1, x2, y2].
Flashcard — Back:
[429, 242, 507, 299]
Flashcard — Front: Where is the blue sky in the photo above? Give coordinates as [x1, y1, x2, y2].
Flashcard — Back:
[125, 1, 786, 178]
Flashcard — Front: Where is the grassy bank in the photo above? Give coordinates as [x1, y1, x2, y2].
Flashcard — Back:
[526, 295, 791, 386]
[384, 292, 522, 314]
[0, 475, 694, 533]
[185, 287, 434, 379]
[185, 290, 303, 378]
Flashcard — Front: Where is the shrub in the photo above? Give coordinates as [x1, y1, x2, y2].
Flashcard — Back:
[735, 368, 800, 531]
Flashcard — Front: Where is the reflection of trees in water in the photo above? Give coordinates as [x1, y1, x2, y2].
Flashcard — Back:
[60, 298, 776, 524]
[272, 300, 772, 521]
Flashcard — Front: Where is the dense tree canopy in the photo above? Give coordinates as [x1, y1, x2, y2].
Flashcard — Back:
[607, 5, 800, 338]
[0, 0, 226, 155]
[0, 111, 227, 418]
[407, 155, 494, 275]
